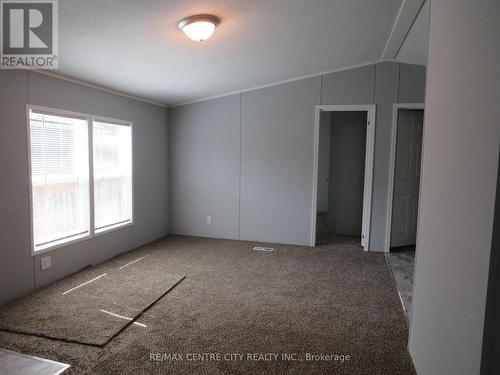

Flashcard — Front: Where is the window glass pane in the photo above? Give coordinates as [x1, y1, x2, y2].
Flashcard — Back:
[29, 111, 90, 250]
[93, 121, 132, 230]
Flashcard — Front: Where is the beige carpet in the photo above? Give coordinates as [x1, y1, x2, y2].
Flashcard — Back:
[0, 235, 416, 374]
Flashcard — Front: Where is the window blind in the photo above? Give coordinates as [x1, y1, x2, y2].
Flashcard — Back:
[29, 111, 90, 250]
[93, 120, 132, 231]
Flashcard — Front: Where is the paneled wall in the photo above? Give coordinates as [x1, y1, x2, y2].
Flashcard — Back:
[169, 62, 426, 248]
[409, 1, 500, 374]
[240, 77, 321, 244]
[169, 95, 240, 239]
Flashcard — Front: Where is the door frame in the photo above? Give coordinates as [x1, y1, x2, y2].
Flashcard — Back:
[310, 104, 376, 250]
[385, 103, 425, 252]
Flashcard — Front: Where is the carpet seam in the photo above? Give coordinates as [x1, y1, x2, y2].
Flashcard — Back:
[0, 276, 186, 348]
[100, 275, 186, 347]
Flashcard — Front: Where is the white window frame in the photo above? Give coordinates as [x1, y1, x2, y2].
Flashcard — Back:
[91, 115, 134, 237]
[26, 105, 134, 256]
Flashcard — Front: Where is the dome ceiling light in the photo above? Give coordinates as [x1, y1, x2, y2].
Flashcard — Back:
[177, 14, 220, 42]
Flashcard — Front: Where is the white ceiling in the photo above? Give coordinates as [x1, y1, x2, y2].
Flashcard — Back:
[54, 0, 418, 106]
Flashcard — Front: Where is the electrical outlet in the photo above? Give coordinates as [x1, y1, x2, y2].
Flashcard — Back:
[206, 216, 212, 224]
[41, 256, 51, 270]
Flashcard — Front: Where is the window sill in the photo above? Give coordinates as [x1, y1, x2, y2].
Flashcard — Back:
[94, 220, 133, 236]
[31, 221, 134, 256]
[32, 232, 91, 256]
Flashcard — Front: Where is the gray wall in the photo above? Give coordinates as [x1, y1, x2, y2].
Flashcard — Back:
[0, 71, 169, 305]
[327, 111, 367, 236]
[169, 62, 425, 249]
[168, 95, 240, 240]
[409, 1, 500, 374]
[0, 70, 34, 306]
[240, 78, 321, 245]
[370, 62, 399, 249]
[316, 112, 331, 212]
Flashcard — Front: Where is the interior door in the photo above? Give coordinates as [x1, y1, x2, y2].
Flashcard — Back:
[391, 109, 424, 248]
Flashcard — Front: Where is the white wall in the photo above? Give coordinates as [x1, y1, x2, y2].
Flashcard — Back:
[0, 71, 169, 305]
[409, 1, 500, 374]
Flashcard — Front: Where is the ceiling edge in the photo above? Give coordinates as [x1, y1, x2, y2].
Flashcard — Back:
[170, 59, 392, 108]
[381, 0, 425, 60]
[29, 69, 168, 108]
[24, 58, 424, 110]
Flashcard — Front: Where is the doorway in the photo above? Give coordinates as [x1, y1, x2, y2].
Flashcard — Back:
[311, 105, 376, 250]
[386, 103, 424, 318]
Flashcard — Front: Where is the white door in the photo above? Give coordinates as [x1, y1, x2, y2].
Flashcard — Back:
[391, 109, 424, 247]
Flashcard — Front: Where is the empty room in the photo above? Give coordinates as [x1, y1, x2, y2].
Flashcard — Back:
[0, 1, 499, 374]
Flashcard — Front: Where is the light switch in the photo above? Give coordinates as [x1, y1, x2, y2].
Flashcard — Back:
[41, 256, 51, 270]
[206, 216, 212, 224]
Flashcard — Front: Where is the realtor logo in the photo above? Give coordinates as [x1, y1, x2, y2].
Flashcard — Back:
[1, 0, 58, 69]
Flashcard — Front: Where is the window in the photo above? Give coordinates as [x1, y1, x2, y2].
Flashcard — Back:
[29, 110, 90, 251]
[28, 107, 133, 253]
[93, 120, 132, 232]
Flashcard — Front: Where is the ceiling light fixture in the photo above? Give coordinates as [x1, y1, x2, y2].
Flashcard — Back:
[177, 14, 220, 42]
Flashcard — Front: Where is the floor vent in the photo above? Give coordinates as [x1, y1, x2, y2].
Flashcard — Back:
[253, 246, 274, 252]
